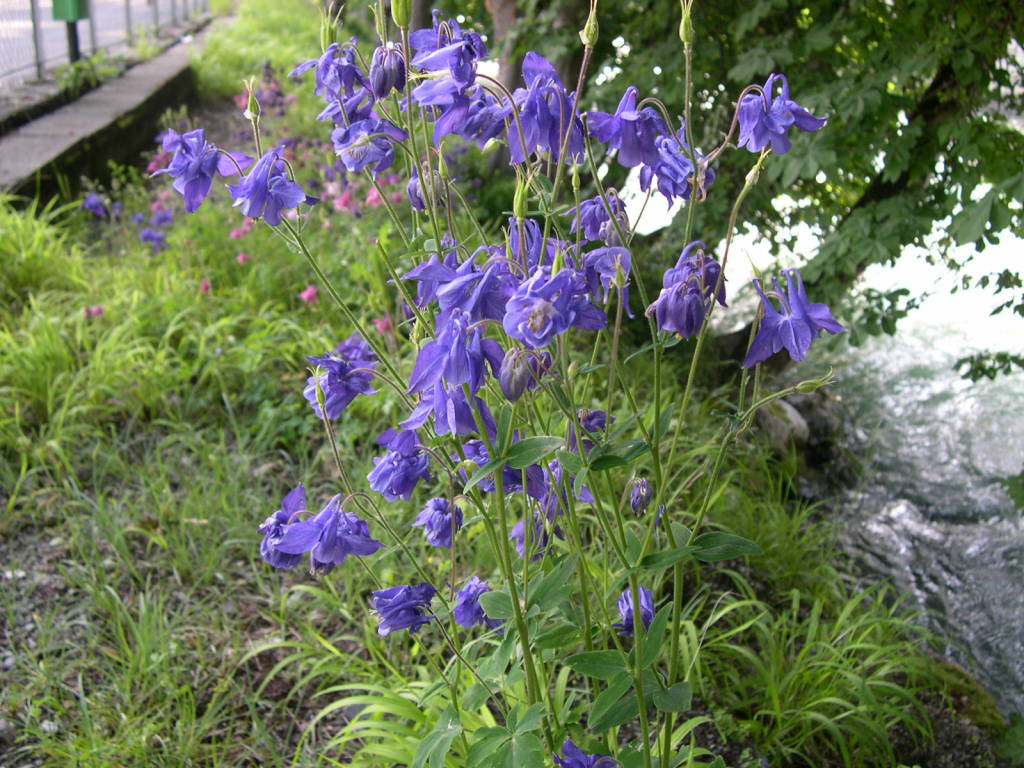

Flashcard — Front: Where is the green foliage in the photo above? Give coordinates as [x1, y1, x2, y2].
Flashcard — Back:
[705, 579, 936, 767]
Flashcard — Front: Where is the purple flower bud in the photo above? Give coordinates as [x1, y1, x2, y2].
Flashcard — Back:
[498, 348, 551, 402]
[372, 583, 436, 636]
[413, 498, 462, 548]
[614, 586, 655, 636]
[369, 43, 406, 99]
[630, 477, 653, 515]
[454, 576, 503, 630]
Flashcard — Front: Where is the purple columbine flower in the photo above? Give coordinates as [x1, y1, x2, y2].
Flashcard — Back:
[738, 73, 827, 155]
[460, 438, 547, 501]
[630, 477, 653, 515]
[292, 40, 366, 102]
[303, 333, 378, 419]
[586, 246, 633, 316]
[153, 128, 250, 213]
[228, 147, 307, 226]
[567, 408, 610, 454]
[273, 494, 383, 574]
[614, 586, 655, 636]
[409, 11, 488, 87]
[367, 429, 430, 501]
[257, 483, 308, 569]
[569, 192, 628, 244]
[454, 576, 503, 630]
[510, 511, 563, 561]
[369, 43, 406, 99]
[510, 52, 584, 164]
[743, 268, 844, 367]
[150, 208, 174, 228]
[554, 737, 619, 768]
[498, 348, 551, 402]
[407, 309, 504, 394]
[331, 118, 407, 175]
[413, 498, 462, 548]
[639, 126, 716, 204]
[503, 268, 606, 349]
[587, 85, 667, 168]
[82, 193, 107, 218]
[372, 583, 437, 636]
[139, 227, 168, 251]
[645, 241, 725, 338]
[401, 381, 497, 439]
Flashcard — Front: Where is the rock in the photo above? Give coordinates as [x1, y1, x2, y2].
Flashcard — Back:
[755, 397, 810, 453]
[0, 717, 16, 744]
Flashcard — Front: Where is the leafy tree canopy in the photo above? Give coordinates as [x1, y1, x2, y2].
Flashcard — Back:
[478, 0, 1024, 373]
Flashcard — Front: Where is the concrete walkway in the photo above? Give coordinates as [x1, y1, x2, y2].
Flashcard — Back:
[0, 22, 219, 198]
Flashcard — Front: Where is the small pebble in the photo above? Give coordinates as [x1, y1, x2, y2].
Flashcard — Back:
[40, 719, 59, 735]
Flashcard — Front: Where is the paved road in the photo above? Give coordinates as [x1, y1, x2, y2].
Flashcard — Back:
[1, 0, 205, 92]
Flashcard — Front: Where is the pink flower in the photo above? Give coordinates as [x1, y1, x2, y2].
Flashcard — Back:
[373, 315, 392, 335]
[84, 304, 105, 318]
[334, 189, 356, 212]
[389, 190, 404, 204]
[300, 284, 319, 305]
[365, 187, 384, 209]
[150, 200, 164, 213]
[230, 218, 255, 239]
[236, 252, 250, 264]
[200, 278, 211, 294]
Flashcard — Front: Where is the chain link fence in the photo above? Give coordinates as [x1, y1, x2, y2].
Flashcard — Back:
[0, 0, 211, 93]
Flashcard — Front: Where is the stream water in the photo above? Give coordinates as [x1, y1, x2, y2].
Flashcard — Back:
[798, 242, 1024, 715]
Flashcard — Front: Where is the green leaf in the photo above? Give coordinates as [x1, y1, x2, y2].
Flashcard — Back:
[555, 450, 585, 475]
[565, 650, 628, 681]
[641, 604, 672, 668]
[590, 672, 633, 726]
[496, 404, 513, 454]
[653, 682, 693, 713]
[514, 703, 545, 734]
[589, 453, 628, 471]
[692, 531, 762, 562]
[412, 707, 463, 768]
[508, 732, 545, 767]
[535, 622, 579, 650]
[467, 727, 510, 767]
[589, 690, 638, 731]
[639, 546, 697, 570]
[507, 436, 563, 469]
[953, 189, 995, 245]
[464, 680, 495, 711]
[479, 590, 515, 619]
[464, 457, 506, 493]
[528, 554, 578, 611]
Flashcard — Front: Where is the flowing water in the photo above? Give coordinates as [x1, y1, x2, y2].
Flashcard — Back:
[625, 168, 1024, 713]
[798, 242, 1024, 714]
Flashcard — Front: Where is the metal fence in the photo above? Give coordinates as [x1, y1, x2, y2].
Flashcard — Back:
[0, 0, 211, 92]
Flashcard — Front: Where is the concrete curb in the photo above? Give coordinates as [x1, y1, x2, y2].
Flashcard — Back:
[0, 21, 225, 200]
